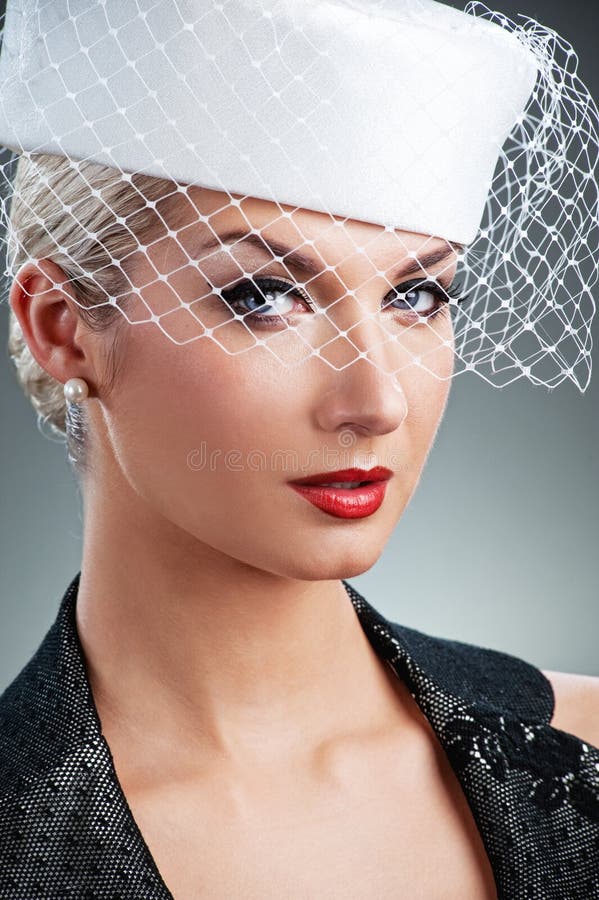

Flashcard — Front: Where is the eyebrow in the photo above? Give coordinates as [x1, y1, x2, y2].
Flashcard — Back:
[196, 226, 459, 282]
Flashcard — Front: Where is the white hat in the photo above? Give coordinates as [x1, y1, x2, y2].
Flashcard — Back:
[0, 0, 538, 245]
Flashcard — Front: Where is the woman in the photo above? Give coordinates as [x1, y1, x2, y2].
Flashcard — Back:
[1, 0, 598, 897]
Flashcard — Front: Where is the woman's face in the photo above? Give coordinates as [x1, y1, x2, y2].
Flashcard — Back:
[90, 188, 457, 580]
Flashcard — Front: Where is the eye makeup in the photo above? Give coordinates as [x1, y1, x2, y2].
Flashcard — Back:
[215, 273, 469, 328]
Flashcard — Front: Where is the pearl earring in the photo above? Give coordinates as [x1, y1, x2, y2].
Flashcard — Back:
[63, 377, 89, 404]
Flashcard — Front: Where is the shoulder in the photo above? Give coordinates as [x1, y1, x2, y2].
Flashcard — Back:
[0, 605, 75, 794]
[541, 668, 599, 748]
[0, 651, 49, 794]
[383, 617, 555, 723]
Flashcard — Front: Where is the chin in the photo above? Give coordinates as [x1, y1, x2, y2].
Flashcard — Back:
[268, 544, 385, 582]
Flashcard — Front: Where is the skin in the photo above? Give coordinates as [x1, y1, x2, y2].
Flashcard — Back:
[9, 187, 599, 896]
[10, 187, 457, 751]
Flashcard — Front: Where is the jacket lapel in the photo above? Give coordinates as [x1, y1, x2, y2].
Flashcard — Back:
[0, 572, 174, 898]
[344, 579, 599, 899]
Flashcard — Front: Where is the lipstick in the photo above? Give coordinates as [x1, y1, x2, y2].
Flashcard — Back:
[288, 467, 393, 519]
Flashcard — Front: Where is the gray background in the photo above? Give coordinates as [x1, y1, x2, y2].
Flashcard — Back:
[1, 0, 597, 692]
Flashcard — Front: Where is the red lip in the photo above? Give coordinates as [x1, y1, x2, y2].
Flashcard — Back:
[289, 466, 393, 486]
[288, 467, 393, 520]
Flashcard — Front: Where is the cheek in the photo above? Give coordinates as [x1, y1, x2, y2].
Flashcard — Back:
[101, 332, 299, 531]
[402, 343, 453, 457]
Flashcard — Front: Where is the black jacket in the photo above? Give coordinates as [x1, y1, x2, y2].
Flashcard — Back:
[1, 572, 598, 898]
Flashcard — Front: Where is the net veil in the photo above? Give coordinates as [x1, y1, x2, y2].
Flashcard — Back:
[0, 0, 597, 421]
[458, 3, 599, 392]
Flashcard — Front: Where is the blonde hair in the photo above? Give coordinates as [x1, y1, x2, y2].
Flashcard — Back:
[5, 152, 184, 473]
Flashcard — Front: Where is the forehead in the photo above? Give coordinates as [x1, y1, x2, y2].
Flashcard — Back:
[166, 186, 458, 278]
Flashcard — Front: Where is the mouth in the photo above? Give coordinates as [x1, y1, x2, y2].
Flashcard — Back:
[287, 467, 393, 519]
[288, 466, 393, 487]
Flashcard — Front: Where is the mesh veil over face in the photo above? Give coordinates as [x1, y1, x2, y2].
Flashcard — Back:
[0, 0, 597, 395]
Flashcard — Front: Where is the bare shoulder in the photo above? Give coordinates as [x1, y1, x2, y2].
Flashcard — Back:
[541, 669, 599, 748]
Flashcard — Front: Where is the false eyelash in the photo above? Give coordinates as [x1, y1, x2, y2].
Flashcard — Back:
[439, 278, 471, 305]
[219, 275, 314, 322]
[382, 277, 471, 319]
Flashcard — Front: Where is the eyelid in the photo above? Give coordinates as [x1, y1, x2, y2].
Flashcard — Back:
[393, 274, 450, 290]
[220, 274, 315, 312]
[257, 275, 315, 309]
[257, 272, 452, 300]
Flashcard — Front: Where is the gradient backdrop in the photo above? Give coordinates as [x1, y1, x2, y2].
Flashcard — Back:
[1, 0, 598, 691]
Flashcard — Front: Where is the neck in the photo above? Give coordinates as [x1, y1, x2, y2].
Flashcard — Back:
[75, 477, 407, 778]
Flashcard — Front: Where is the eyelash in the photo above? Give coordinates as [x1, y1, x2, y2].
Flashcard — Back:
[219, 275, 470, 327]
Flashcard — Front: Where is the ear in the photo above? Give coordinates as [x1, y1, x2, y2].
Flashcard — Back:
[9, 258, 97, 393]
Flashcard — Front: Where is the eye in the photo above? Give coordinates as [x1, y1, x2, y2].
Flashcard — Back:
[382, 278, 453, 318]
[220, 275, 312, 321]
[217, 274, 468, 329]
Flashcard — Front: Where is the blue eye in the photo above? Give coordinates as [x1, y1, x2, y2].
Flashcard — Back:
[382, 278, 465, 318]
[219, 274, 468, 327]
[221, 275, 311, 323]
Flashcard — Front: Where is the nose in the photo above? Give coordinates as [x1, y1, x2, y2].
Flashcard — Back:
[312, 297, 410, 437]
[313, 353, 408, 438]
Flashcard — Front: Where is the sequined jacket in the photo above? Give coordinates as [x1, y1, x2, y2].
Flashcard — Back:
[1, 572, 598, 898]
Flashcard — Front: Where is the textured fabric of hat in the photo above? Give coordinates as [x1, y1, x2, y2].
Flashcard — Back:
[0, 0, 538, 244]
